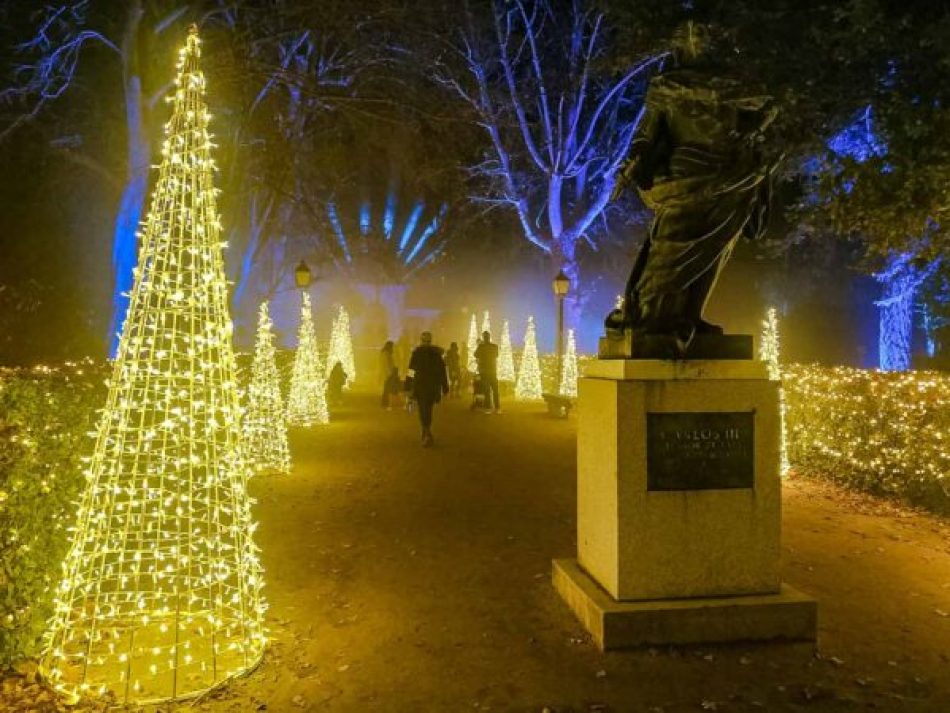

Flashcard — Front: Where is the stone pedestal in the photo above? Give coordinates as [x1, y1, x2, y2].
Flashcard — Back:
[554, 359, 817, 650]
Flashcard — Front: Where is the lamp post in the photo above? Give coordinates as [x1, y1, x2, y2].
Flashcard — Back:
[553, 269, 571, 391]
[294, 259, 312, 290]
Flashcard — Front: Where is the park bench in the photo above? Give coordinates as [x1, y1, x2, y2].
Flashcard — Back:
[542, 393, 574, 418]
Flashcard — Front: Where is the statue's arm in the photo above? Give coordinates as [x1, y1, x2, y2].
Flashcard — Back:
[612, 98, 665, 200]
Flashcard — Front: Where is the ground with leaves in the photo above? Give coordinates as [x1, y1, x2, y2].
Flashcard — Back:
[3, 392, 949, 712]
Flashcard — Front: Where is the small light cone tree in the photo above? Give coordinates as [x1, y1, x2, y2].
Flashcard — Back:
[559, 328, 578, 398]
[759, 307, 781, 381]
[466, 312, 479, 372]
[39, 27, 266, 704]
[325, 305, 356, 387]
[244, 301, 291, 475]
[515, 316, 543, 401]
[498, 319, 516, 383]
[480, 310, 491, 337]
[759, 307, 790, 475]
[288, 292, 329, 426]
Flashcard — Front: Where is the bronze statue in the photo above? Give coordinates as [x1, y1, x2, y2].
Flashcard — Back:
[606, 23, 780, 358]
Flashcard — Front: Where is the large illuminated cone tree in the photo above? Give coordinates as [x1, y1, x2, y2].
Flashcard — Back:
[466, 313, 478, 373]
[515, 316, 543, 401]
[325, 305, 356, 387]
[498, 319, 516, 383]
[40, 27, 266, 705]
[288, 292, 329, 426]
[244, 301, 291, 475]
[559, 329, 578, 398]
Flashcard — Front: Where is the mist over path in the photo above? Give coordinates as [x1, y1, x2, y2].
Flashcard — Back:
[225, 393, 950, 712]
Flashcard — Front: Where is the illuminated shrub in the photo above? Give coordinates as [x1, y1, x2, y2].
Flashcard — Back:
[0, 363, 105, 665]
[784, 365, 950, 514]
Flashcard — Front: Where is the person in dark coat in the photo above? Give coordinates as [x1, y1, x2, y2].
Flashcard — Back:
[474, 331, 500, 413]
[379, 340, 396, 408]
[327, 361, 347, 406]
[408, 331, 449, 446]
[445, 342, 461, 398]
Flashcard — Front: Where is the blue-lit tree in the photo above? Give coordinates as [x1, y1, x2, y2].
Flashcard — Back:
[434, 0, 663, 326]
[815, 105, 947, 370]
[0, 2, 379, 356]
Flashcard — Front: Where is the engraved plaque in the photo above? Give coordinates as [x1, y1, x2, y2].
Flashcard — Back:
[647, 412, 754, 490]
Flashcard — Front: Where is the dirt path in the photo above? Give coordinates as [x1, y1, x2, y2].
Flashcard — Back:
[209, 392, 948, 713]
[6, 392, 948, 712]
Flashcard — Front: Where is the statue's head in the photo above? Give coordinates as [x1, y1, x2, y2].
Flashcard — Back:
[671, 21, 711, 67]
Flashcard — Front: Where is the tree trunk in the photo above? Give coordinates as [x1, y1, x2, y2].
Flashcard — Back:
[107, 0, 148, 357]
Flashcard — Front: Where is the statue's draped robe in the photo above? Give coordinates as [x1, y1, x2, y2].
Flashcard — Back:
[624, 71, 775, 329]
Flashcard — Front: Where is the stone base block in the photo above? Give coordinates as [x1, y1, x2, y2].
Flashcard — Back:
[553, 559, 817, 651]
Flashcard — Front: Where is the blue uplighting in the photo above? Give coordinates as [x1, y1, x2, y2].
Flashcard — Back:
[398, 201, 425, 253]
[327, 201, 352, 263]
[360, 201, 371, 236]
[383, 190, 396, 240]
[404, 203, 447, 265]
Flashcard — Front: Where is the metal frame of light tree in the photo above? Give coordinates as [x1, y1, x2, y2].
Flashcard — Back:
[498, 319, 516, 383]
[466, 312, 478, 373]
[515, 316, 543, 401]
[288, 292, 329, 426]
[558, 328, 578, 398]
[325, 305, 356, 386]
[39, 27, 266, 705]
[759, 307, 790, 476]
[244, 301, 291, 475]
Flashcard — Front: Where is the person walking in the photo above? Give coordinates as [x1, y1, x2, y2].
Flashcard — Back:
[408, 331, 449, 446]
[474, 330, 501, 413]
[379, 340, 397, 409]
[445, 342, 461, 398]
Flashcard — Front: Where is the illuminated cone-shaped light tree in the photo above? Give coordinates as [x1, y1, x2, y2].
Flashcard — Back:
[244, 301, 291, 475]
[759, 307, 781, 381]
[559, 328, 578, 398]
[515, 316, 543, 401]
[325, 305, 356, 386]
[480, 310, 491, 337]
[40, 27, 266, 705]
[759, 307, 790, 475]
[466, 312, 479, 372]
[288, 292, 329, 426]
[498, 319, 516, 383]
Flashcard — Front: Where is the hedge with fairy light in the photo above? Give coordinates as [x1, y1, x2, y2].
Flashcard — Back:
[0, 361, 107, 665]
[783, 365, 950, 514]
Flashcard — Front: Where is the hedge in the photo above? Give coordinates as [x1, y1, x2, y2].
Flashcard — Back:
[0, 361, 106, 665]
[783, 365, 950, 515]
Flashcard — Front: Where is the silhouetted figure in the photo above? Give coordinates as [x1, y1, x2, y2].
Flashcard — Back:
[474, 331, 500, 413]
[380, 340, 397, 408]
[445, 342, 461, 397]
[328, 361, 347, 406]
[408, 331, 449, 447]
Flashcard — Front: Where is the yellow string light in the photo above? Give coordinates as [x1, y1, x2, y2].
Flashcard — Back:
[39, 26, 266, 705]
[784, 365, 950, 501]
[243, 301, 291, 475]
[287, 292, 329, 426]
[466, 313, 478, 373]
[480, 310, 491, 338]
[515, 316, 543, 401]
[760, 307, 790, 475]
[325, 305, 356, 387]
[498, 319, 516, 383]
[559, 328, 578, 398]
